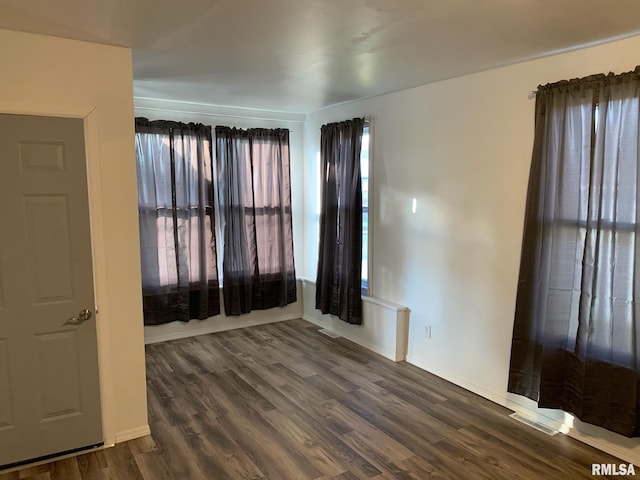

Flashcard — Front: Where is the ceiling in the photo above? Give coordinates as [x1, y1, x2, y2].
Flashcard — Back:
[2, 0, 640, 113]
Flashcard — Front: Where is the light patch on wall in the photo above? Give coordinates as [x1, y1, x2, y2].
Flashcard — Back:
[417, 194, 454, 236]
[411, 197, 417, 214]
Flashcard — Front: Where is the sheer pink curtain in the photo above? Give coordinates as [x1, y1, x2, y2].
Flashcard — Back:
[135, 118, 220, 325]
[215, 126, 296, 316]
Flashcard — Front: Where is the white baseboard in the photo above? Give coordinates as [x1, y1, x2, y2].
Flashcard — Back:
[144, 314, 298, 344]
[567, 429, 640, 467]
[303, 314, 397, 361]
[114, 425, 151, 443]
[406, 355, 508, 406]
[300, 280, 409, 362]
[405, 354, 640, 467]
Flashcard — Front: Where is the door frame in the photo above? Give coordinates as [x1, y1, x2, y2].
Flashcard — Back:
[0, 100, 116, 446]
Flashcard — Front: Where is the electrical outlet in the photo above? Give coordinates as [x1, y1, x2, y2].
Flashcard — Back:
[425, 325, 432, 339]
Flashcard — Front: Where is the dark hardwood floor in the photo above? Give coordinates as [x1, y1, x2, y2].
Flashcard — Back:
[1, 319, 627, 479]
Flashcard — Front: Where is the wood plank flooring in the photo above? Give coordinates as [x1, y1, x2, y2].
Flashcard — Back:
[0, 319, 628, 479]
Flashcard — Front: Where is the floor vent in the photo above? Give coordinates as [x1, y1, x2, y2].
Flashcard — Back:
[509, 412, 559, 436]
[318, 328, 340, 339]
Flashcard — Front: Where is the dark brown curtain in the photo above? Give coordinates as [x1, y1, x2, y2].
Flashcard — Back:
[508, 68, 640, 436]
[135, 118, 220, 325]
[215, 127, 296, 316]
[316, 118, 364, 325]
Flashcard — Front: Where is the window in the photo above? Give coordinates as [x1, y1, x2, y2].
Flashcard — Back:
[361, 124, 370, 295]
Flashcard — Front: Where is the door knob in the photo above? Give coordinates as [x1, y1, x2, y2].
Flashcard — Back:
[64, 309, 93, 326]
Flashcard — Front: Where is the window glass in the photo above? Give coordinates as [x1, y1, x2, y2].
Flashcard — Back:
[361, 125, 370, 295]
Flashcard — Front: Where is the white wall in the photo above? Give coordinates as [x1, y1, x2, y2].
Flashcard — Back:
[0, 29, 148, 444]
[303, 35, 640, 463]
[134, 99, 306, 343]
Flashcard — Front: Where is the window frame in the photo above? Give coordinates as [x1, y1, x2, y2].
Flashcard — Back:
[361, 121, 372, 297]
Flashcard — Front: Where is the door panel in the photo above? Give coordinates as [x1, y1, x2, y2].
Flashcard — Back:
[0, 114, 102, 467]
[0, 249, 10, 433]
[0, 339, 11, 431]
[0, 249, 4, 308]
[35, 330, 82, 422]
[24, 195, 75, 303]
[18, 142, 66, 173]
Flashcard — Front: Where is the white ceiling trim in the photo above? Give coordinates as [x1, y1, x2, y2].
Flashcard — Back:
[134, 97, 306, 124]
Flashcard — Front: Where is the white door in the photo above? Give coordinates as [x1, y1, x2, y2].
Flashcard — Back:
[0, 114, 102, 467]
